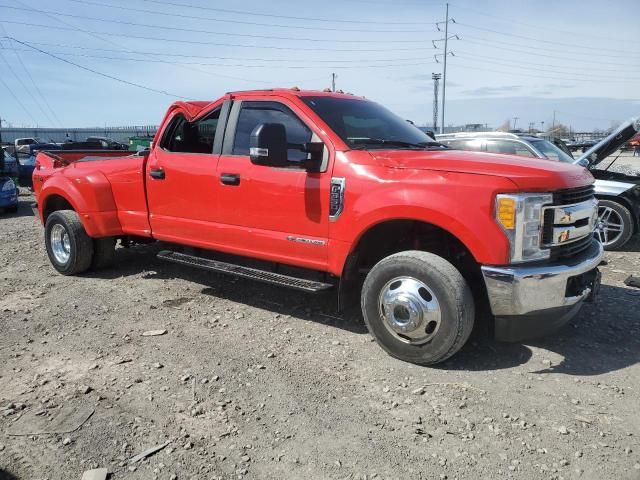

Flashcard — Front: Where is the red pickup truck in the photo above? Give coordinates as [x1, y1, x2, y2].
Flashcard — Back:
[32, 89, 603, 365]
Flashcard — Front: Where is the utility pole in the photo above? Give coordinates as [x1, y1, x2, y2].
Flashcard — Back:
[552, 110, 556, 130]
[431, 73, 441, 131]
[434, 3, 457, 134]
[512, 117, 519, 130]
[331, 73, 337, 92]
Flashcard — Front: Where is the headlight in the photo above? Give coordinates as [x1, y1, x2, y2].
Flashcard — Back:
[495, 193, 553, 263]
[1, 178, 16, 192]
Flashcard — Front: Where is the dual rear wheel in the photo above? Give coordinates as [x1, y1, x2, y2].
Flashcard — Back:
[44, 210, 115, 275]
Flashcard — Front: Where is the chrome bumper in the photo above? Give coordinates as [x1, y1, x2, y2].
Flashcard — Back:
[481, 240, 604, 317]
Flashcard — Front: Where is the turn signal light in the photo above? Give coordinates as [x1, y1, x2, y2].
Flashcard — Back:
[497, 197, 516, 229]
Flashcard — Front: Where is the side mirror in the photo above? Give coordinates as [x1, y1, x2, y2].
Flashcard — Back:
[250, 123, 287, 167]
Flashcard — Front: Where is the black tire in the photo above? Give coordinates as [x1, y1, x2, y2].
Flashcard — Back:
[361, 251, 475, 365]
[92, 237, 116, 270]
[44, 210, 94, 275]
[595, 199, 634, 251]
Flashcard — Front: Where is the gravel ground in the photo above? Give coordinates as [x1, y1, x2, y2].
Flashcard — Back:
[1, 181, 640, 480]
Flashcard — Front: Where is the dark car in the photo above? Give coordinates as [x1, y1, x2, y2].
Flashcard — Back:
[86, 136, 128, 150]
[0, 150, 19, 213]
[437, 121, 640, 250]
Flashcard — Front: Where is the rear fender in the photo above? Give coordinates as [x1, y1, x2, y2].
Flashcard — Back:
[39, 170, 123, 237]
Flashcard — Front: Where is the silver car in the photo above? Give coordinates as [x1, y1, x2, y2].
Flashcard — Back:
[437, 126, 640, 250]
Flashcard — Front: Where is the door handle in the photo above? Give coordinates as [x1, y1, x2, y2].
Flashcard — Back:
[220, 173, 240, 186]
[149, 167, 165, 180]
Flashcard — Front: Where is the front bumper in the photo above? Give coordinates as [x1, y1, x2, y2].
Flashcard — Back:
[481, 240, 604, 341]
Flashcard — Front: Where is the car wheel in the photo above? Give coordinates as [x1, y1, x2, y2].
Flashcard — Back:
[44, 210, 94, 275]
[594, 200, 634, 250]
[361, 251, 475, 365]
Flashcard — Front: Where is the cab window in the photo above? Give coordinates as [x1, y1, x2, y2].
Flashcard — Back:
[161, 108, 220, 154]
[232, 102, 311, 162]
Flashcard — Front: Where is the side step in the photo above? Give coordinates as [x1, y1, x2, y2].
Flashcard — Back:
[157, 250, 334, 293]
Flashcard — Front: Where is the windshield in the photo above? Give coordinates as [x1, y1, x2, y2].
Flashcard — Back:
[301, 96, 435, 149]
[530, 139, 574, 163]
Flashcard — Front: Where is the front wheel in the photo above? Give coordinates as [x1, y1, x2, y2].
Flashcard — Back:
[361, 251, 475, 365]
[44, 210, 94, 275]
[594, 200, 634, 250]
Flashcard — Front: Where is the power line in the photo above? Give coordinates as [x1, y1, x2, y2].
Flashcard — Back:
[1, 40, 438, 63]
[0, 48, 47, 124]
[130, 0, 428, 25]
[0, 20, 436, 52]
[65, 0, 431, 34]
[450, 3, 631, 44]
[0, 43, 438, 70]
[0, 26, 61, 126]
[0, 67, 38, 125]
[453, 53, 640, 81]
[7, 37, 191, 99]
[462, 35, 638, 65]
[448, 59, 639, 84]
[455, 21, 640, 56]
[0, 5, 432, 44]
[6, 1, 326, 87]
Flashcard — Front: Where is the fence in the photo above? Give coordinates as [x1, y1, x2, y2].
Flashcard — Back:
[0, 126, 158, 144]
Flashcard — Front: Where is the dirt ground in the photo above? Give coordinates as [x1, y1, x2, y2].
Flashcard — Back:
[1, 156, 640, 480]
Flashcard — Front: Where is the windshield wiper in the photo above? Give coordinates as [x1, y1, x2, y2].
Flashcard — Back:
[349, 138, 443, 149]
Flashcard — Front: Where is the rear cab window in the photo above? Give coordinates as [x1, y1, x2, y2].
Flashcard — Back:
[161, 108, 221, 154]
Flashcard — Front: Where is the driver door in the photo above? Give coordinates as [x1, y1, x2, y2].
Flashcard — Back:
[215, 100, 331, 270]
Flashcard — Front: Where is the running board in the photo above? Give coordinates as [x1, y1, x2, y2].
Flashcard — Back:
[157, 250, 334, 293]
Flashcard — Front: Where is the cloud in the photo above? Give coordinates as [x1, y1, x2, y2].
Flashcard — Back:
[460, 85, 522, 96]
[542, 83, 575, 89]
[533, 90, 553, 95]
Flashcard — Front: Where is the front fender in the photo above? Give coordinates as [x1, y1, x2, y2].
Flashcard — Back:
[328, 170, 515, 274]
[39, 170, 123, 237]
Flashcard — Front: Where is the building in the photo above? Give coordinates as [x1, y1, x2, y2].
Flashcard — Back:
[0, 126, 157, 145]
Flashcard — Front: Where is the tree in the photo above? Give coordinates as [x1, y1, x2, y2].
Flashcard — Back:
[496, 119, 511, 132]
[547, 123, 570, 137]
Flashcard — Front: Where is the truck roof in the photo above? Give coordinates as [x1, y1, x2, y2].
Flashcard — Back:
[169, 88, 365, 121]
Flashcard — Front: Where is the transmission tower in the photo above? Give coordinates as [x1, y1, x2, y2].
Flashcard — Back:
[431, 73, 441, 131]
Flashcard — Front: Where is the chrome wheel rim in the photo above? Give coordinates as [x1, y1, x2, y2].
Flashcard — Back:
[378, 276, 441, 345]
[594, 206, 624, 246]
[50, 223, 71, 264]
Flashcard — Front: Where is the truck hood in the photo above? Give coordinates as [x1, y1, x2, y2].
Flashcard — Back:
[368, 149, 594, 190]
[575, 117, 639, 168]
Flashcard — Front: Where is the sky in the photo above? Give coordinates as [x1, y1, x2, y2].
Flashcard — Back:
[0, 0, 639, 131]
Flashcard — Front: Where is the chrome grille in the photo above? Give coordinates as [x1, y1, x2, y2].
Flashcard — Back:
[542, 185, 597, 260]
[552, 185, 595, 205]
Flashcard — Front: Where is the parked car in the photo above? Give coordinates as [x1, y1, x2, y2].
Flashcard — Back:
[0, 150, 18, 213]
[14, 137, 46, 154]
[437, 121, 640, 250]
[32, 89, 603, 365]
[17, 154, 37, 189]
[86, 136, 128, 150]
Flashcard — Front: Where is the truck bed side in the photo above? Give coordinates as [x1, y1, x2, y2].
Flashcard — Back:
[33, 150, 152, 238]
